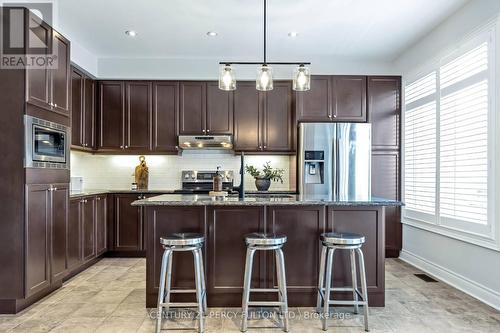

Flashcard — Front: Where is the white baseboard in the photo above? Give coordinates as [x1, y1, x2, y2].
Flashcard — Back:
[399, 249, 500, 311]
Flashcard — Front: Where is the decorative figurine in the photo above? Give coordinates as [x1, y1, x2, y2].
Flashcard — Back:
[134, 155, 149, 190]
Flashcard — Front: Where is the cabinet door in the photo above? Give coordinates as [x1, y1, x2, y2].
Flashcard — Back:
[68, 198, 82, 271]
[82, 197, 96, 261]
[368, 77, 401, 149]
[234, 82, 262, 151]
[26, 17, 52, 110]
[296, 75, 331, 121]
[179, 82, 206, 134]
[332, 76, 367, 121]
[153, 82, 179, 152]
[51, 30, 71, 116]
[25, 184, 51, 297]
[83, 77, 96, 149]
[125, 82, 152, 151]
[95, 195, 107, 256]
[99, 81, 124, 150]
[267, 206, 325, 305]
[50, 184, 69, 281]
[263, 82, 293, 151]
[71, 68, 84, 147]
[114, 194, 142, 251]
[206, 82, 233, 134]
[372, 151, 401, 257]
[206, 207, 265, 301]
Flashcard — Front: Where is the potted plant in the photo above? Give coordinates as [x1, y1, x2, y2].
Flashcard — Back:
[245, 161, 284, 191]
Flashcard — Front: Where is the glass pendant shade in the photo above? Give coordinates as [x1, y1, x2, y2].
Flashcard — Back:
[218, 65, 236, 91]
[256, 65, 273, 91]
[293, 65, 311, 91]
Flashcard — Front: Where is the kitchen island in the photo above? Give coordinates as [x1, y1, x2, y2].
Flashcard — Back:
[132, 194, 402, 308]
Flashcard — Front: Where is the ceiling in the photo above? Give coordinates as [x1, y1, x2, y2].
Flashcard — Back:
[58, 0, 468, 62]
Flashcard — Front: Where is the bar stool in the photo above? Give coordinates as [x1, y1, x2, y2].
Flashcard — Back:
[316, 232, 369, 332]
[241, 233, 289, 332]
[156, 233, 207, 333]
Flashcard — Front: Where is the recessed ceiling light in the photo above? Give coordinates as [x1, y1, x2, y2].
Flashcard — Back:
[288, 31, 299, 38]
[206, 31, 218, 37]
[125, 30, 137, 37]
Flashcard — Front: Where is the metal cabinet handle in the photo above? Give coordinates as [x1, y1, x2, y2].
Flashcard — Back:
[333, 114, 337, 118]
[206, 129, 210, 133]
[175, 145, 179, 149]
[120, 145, 124, 149]
[54, 103, 58, 108]
[96, 197, 101, 201]
[125, 145, 129, 149]
[53, 187, 58, 191]
[263, 145, 267, 149]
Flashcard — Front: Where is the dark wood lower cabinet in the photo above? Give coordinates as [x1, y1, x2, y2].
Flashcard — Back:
[144, 204, 386, 308]
[50, 185, 69, 281]
[95, 195, 107, 256]
[114, 194, 143, 252]
[82, 197, 96, 261]
[68, 198, 83, 271]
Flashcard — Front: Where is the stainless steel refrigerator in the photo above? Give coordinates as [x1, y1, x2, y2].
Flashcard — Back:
[298, 123, 371, 200]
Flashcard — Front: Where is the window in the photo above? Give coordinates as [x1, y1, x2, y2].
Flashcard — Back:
[404, 31, 495, 241]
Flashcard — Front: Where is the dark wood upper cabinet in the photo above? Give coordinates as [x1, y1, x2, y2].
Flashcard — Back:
[99, 81, 125, 150]
[71, 67, 95, 150]
[83, 77, 96, 149]
[50, 31, 71, 116]
[114, 194, 143, 251]
[68, 198, 82, 271]
[233, 82, 262, 151]
[179, 82, 206, 134]
[71, 69, 84, 147]
[95, 195, 107, 256]
[263, 82, 293, 151]
[25, 14, 70, 118]
[26, 15, 52, 111]
[368, 76, 401, 149]
[153, 82, 179, 152]
[296, 75, 367, 122]
[25, 184, 51, 298]
[125, 82, 152, 151]
[50, 184, 69, 282]
[332, 76, 367, 121]
[296, 75, 331, 121]
[206, 82, 233, 134]
[82, 197, 96, 262]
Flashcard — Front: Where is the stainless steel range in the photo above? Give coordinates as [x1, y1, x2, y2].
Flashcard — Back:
[175, 170, 235, 194]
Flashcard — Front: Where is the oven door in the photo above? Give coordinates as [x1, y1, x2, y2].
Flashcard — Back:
[25, 116, 68, 169]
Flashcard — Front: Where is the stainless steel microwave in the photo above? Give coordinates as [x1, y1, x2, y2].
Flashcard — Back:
[24, 115, 69, 169]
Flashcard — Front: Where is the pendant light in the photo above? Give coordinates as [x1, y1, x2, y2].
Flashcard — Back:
[293, 64, 310, 91]
[218, 64, 236, 91]
[218, 0, 311, 91]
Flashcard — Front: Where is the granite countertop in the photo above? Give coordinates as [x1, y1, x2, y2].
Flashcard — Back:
[69, 189, 297, 199]
[131, 194, 403, 207]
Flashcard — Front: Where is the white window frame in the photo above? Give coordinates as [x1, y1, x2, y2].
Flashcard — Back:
[402, 21, 499, 251]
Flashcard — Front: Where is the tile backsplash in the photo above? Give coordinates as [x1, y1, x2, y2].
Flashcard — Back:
[71, 151, 296, 191]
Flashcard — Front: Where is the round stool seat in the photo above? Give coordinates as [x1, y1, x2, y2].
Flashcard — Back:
[245, 233, 287, 246]
[320, 232, 365, 246]
[160, 233, 204, 247]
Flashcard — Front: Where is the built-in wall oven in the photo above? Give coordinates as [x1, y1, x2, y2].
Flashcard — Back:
[24, 115, 69, 169]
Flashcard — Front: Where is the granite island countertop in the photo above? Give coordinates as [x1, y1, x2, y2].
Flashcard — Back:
[131, 194, 403, 207]
[69, 189, 298, 199]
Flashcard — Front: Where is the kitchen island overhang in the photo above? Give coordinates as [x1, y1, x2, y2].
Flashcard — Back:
[133, 194, 402, 308]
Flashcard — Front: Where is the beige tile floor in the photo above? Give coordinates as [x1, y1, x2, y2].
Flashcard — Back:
[0, 258, 498, 332]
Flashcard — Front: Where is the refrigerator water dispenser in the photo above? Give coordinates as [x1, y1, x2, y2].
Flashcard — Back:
[304, 151, 324, 184]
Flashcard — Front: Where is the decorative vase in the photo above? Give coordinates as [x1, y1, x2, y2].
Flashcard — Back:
[254, 177, 271, 191]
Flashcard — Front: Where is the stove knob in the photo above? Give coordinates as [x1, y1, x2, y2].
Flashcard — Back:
[191, 175, 196, 180]
[184, 173, 190, 179]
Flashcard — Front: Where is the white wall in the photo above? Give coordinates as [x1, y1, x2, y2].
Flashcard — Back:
[395, 0, 500, 310]
[70, 151, 295, 192]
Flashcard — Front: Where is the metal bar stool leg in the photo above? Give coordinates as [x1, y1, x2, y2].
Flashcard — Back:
[241, 248, 256, 332]
[164, 250, 173, 317]
[193, 248, 205, 333]
[316, 244, 327, 313]
[356, 248, 369, 332]
[322, 248, 334, 331]
[156, 248, 171, 333]
[198, 249, 208, 316]
[276, 248, 289, 332]
[350, 249, 359, 314]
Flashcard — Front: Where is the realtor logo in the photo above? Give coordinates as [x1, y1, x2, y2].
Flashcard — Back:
[1, 3, 57, 69]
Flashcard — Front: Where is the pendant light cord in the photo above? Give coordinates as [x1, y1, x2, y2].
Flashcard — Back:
[263, 0, 267, 65]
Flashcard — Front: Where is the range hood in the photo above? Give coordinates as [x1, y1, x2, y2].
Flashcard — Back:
[178, 135, 233, 150]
